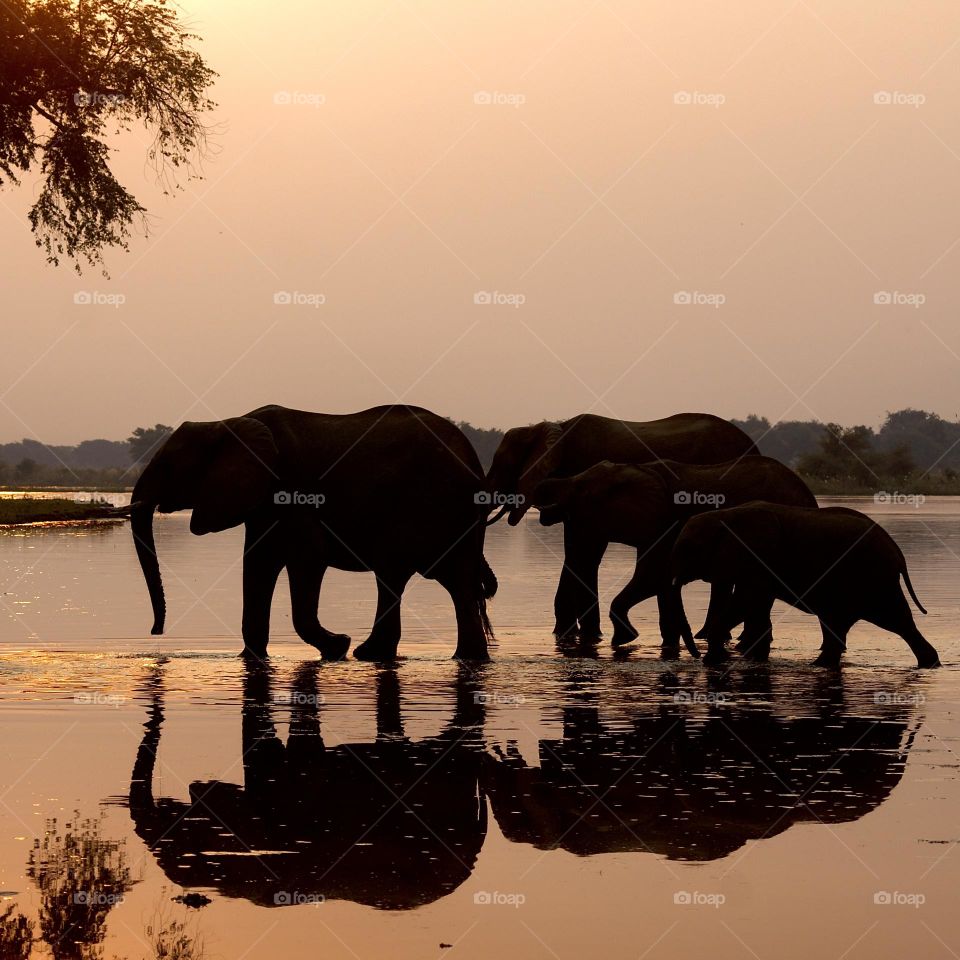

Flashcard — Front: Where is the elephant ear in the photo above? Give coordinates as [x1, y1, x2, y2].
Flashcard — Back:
[190, 417, 280, 535]
[511, 422, 563, 524]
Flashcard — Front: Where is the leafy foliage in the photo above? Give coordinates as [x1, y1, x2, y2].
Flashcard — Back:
[0, 0, 216, 271]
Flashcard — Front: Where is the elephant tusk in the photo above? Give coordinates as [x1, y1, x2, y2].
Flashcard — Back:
[671, 577, 680, 588]
[485, 504, 509, 526]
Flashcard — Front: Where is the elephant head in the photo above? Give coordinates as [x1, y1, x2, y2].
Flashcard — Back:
[533, 461, 673, 545]
[485, 421, 563, 525]
[671, 503, 781, 588]
[130, 417, 280, 634]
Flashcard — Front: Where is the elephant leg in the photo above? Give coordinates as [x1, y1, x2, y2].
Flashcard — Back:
[695, 581, 736, 643]
[609, 558, 657, 647]
[426, 546, 491, 661]
[864, 588, 940, 669]
[566, 535, 608, 641]
[240, 523, 285, 659]
[287, 559, 351, 661]
[553, 524, 584, 639]
[656, 587, 700, 659]
[813, 618, 850, 668]
[354, 569, 413, 662]
[737, 594, 775, 662]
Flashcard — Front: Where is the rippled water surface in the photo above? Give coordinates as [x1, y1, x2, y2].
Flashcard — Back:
[0, 497, 958, 959]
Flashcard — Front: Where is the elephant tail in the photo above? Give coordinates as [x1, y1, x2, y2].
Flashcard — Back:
[902, 564, 927, 615]
[478, 555, 497, 640]
[480, 555, 498, 599]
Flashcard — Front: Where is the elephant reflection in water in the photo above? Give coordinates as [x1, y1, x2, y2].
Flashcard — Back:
[484, 670, 923, 862]
[128, 661, 487, 910]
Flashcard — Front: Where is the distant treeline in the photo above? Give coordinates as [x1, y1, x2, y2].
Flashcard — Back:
[3, 410, 959, 493]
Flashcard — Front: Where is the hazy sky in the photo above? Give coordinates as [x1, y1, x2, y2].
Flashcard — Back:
[3, 0, 960, 443]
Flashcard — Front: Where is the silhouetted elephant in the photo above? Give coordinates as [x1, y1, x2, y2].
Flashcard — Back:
[671, 502, 940, 668]
[127, 661, 488, 909]
[534, 456, 816, 656]
[484, 670, 921, 861]
[484, 413, 757, 641]
[131, 405, 496, 660]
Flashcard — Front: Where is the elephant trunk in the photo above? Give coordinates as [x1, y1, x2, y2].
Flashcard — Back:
[130, 481, 166, 634]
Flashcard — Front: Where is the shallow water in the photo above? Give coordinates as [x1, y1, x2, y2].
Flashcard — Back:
[0, 497, 958, 959]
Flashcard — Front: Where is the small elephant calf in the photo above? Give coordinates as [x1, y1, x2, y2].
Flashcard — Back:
[671, 501, 940, 669]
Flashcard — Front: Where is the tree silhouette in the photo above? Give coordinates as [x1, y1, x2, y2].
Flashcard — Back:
[0, 0, 216, 272]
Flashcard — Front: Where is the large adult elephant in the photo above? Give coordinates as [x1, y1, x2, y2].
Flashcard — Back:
[130, 405, 496, 660]
[484, 413, 758, 641]
[534, 456, 816, 655]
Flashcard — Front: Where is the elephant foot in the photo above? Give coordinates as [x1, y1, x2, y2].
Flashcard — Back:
[916, 654, 941, 669]
[812, 652, 842, 669]
[611, 624, 639, 648]
[452, 646, 491, 662]
[703, 646, 731, 667]
[353, 637, 399, 662]
[660, 643, 681, 662]
[240, 644, 268, 661]
[742, 647, 771, 663]
[304, 631, 350, 661]
[554, 621, 579, 641]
